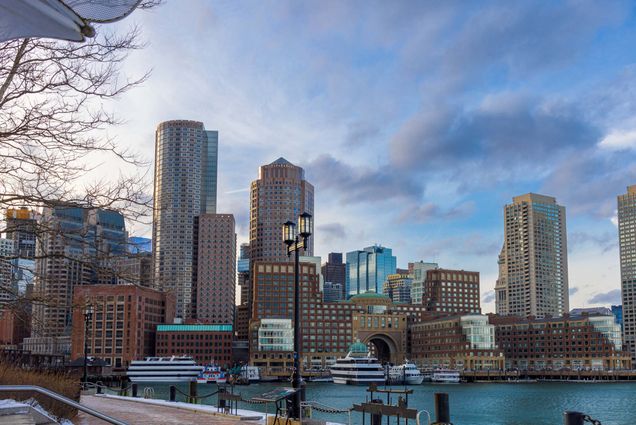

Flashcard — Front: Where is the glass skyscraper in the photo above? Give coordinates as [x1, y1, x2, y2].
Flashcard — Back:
[152, 120, 218, 319]
[618, 185, 636, 362]
[345, 245, 396, 297]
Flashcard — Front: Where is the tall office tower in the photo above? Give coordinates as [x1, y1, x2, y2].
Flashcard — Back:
[0, 238, 16, 304]
[495, 193, 569, 318]
[618, 185, 636, 362]
[5, 208, 36, 259]
[249, 158, 314, 263]
[152, 120, 218, 319]
[409, 261, 438, 304]
[195, 214, 236, 323]
[236, 243, 251, 340]
[322, 253, 346, 299]
[32, 207, 126, 338]
[345, 245, 396, 297]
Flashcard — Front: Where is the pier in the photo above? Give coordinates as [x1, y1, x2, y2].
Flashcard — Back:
[461, 369, 636, 382]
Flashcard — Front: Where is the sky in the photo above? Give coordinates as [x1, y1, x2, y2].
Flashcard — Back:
[106, 0, 636, 313]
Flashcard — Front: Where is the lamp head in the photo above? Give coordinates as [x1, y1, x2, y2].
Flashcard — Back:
[298, 212, 313, 238]
[283, 221, 297, 246]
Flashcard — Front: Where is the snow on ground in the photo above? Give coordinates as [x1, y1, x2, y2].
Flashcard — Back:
[0, 397, 73, 424]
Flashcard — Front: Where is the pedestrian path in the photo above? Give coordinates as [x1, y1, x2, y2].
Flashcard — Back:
[74, 395, 262, 425]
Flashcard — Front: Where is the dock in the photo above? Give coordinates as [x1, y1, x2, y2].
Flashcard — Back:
[461, 369, 636, 382]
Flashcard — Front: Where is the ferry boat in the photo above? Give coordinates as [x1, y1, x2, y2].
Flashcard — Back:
[330, 342, 386, 385]
[127, 356, 204, 383]
[387, 361, 425, 385]
[196, 365, 227, 384]
[431, 369, 460, 383]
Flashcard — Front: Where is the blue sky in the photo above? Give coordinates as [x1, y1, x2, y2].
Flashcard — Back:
[109, 0, 636, 312]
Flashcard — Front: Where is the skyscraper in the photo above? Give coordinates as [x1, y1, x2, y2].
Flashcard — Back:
[152, 120, 218, 319]
[195, 213, 236, 323]
[618, 185, 636, 362]
[495, 193, 569, 318]
[322, 253, 345, 300]
[346, 245, 396, 297]
[249, 158, 314, 263]
[409, 261, 438, 304]
[5, 207, 36, 259]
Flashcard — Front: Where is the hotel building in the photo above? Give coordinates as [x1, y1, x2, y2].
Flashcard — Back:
[155, 323, 233, 367]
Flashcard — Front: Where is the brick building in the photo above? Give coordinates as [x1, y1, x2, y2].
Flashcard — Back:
[422, 268, 481, 315]
[489, 314, 632, 371]
[155, 323, 233, 367]
[71, 284, 175, 368]
[411, 314, 504, 370]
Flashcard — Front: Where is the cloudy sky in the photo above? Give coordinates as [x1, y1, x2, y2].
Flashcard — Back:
[109, 0, 636, 312]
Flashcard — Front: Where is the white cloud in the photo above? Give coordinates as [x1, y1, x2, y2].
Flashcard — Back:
[599, 129, 636, 150]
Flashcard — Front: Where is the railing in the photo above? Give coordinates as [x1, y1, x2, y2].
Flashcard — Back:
[0, 385, 128, 425]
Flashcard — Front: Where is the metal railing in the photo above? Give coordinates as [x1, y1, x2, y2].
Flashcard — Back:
[0, 385, 129, 425]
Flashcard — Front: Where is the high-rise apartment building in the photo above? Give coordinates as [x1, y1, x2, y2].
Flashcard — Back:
[5, 208, 36, 259]
[32, 207, 126, 338]
[322, 252, 345, 299]
[495, 193, 569, 318]
[618, 185, 636, 362]
[195, 214, 236, 323]
[0, 238, 16, 305]
[346, 245, 396, 297]
[152, 120, 218, 319]
[249, 158, 314, 263]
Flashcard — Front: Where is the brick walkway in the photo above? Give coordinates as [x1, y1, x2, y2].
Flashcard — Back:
[73, 395, 262, 425]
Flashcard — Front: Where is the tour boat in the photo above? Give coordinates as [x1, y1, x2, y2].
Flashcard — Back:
[196, 365, 227, 384]
[431, 369, 460, 383]
[387, 361, 425, 385]
[330, 342, 386, 385]
[127, 356, 204, 383]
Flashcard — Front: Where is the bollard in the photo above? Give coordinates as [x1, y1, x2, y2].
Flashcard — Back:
[120, 380, 126, 396]
[189, 380, 197, 404]
[370, 398, 383, 425]
[432, 393, 452, 425]
[96, 385, 102, 394]
[132, 383, 138, 398]
[169, 385, 176, 402]
[564, 411, 585, 425]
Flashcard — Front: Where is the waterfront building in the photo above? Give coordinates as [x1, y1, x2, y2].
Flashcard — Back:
[570, 307, 613, 316]
[618, 185, 636, 362]
[409, 261, 438, 304]
[5, 208, 36, 259]
[22, 336, 70, 357]
[422, 268, 481, 315]
[257, 319, 293, 352]
[155, 323, 233, 367]
[71, 284, 175, 368]
[195, 214, 236, 323]
[236, 243, 251, 341]
[249, 158, 314, 263]
[383, 273, 413, 304]
[0, 284, 32, 347]
[490, 314, 631, 371]
[411, 314, 504, 370]
[32, 207, 127, 339]
[152, 120, 218, 319]
[346, 245, 396, 297]
[323, 282, 344, 302]
[612, 305, 623, 330]
[495, 193, 569, 317]
[322, 253, 345, 299]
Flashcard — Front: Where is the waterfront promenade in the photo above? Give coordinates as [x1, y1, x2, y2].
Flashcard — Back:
[73, 395, 263, 425]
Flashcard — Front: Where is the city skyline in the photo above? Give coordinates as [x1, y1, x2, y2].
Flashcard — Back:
[103, 1, 636, 313]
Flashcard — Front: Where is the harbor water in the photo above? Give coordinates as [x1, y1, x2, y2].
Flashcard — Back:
[117, 381, 636, 425]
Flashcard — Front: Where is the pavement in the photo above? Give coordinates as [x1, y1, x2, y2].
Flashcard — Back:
[73, 395, 263, 425]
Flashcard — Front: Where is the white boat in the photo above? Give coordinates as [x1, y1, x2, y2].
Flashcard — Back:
[431, 369, 460, 383]
[241, 365, 261, 383]
[330, 342, 386, 385]
[388, 361, 424, 385]
[197, 365, 227, 384]
[127, 356, 204, 383]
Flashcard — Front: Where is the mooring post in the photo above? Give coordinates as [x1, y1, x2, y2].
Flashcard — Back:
[189, 380, 197, 403]
[370, 398, 383, 425]
[432, 393, 451, 425]
[119, 380, 126, 396]
[563, 411, 585, 425]
[169, 385, 176, 402]
[131, 383, 138, 398]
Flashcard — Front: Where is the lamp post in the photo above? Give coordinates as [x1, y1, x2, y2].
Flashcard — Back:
[283, 212, 313, 420]
[83, 304, 94, 386]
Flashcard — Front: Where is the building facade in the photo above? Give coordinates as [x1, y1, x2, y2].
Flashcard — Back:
[411, 315, 504, 370]
[409, 261, 438, 304]
[0, 238, 16, 305]
[5, 207, 36, 259]
[249, 158, 314, 263]
[490, 314, 631, 371]
[618, 185, 636, 362]
[195, 214, 236, 323]
[383, 273, 413, 304]
[155, 323, 233, 367]
[71, 284, 174, 368]
[495, 193, 569, 318]
[346, 245, 396, 297]
[323, 282, 344, 303]
[32, 207, 127, 338]
[236, 243, 251, 341]
[322, 253, 345, 299]
[111, 253, 152, 287]
[152, 120, 218, 319]
[422, 268, 481, 315]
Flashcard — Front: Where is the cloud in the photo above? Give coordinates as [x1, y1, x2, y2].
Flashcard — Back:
[569, 231, 618, 254]
[317, 222, 347, 243]
[588, 289, 622, 305]
[482, 291, 496, 304]
[304, 154, 423, 203]
[569, 287, 579, 296]
[418, 233, 500, 259]
[398, 201, 475, 224]
[599, 129, 636, 151]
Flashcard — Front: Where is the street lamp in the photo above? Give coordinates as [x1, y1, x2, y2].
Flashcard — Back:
[83, 304, 94, 386]
[283, 213, 313, 420]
